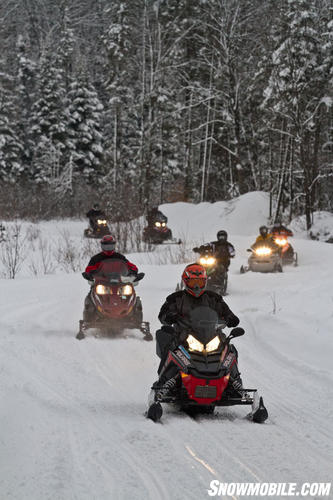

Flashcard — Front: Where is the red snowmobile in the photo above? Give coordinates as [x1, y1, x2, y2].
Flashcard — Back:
[76, 259, 152, 340]
[271, 226, 297, 266]
[147, 306, 268, 423]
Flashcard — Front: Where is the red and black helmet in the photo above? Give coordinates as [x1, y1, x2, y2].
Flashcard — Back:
[101, 234, 116, 252]
[182, 263, 207, 297]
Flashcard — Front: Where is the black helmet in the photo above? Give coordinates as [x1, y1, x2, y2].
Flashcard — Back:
[93, 203, 100, 210]
[217, 230, 227, 241]
[259, 226, 268, 237]
[101, 234, 116, 252]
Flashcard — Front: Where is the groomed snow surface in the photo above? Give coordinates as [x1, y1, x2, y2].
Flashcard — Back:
[0, 192, 332, 500]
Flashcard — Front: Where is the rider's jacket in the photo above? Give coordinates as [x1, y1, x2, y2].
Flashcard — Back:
[85, 251, 138, 275]
[253, 234, 279, 251]
[210, 240, 235, 265]
[158, 290, 239, 328]
[86, 208, 105, 219]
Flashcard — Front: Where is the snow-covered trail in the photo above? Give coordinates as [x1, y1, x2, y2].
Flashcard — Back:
[1, 236, 333, 500]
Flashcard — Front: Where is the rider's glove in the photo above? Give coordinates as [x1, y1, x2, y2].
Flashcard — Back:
[226, 313, 240, 328]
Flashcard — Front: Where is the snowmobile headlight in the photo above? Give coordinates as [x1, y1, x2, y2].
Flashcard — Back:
[199, 256, 216, 267]
[255, 246, 272, 256]
[187, 335, 204, 353]
[118, 284, 133, 296]
[155, 221, 161, 227]
[205, 336, 220, 353]
[206, 257, 216, 266]
[162, 222, 166, 227]
[275, 238, 287, 246]
[97, 219, 106, 224]
[96, 284, 109, 295]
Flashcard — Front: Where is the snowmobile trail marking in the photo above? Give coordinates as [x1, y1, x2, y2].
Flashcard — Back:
[185, 445, 217, 476]
[185, 446, 238, 500]
[229, 453, 262, 482]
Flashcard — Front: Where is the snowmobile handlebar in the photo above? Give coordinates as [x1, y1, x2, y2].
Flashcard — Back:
[82, 270, 144, 284]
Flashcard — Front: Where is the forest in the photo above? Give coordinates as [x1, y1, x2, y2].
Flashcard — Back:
[0, 0, 332, 227]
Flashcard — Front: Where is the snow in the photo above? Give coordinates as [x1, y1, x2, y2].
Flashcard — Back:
[290, 211, 333, 243]
[0, 192, 333, 499]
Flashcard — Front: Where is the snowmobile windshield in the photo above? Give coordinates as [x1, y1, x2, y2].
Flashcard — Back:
[95, 259, 129, 283]
[188, 306, 219, 345]
[155, 213, 167, 224]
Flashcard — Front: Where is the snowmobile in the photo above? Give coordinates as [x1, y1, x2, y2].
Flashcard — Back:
[76, 259, 152, 341]
[142, 214, 180, 245]
[84, 217, 111, 239]
[195, 244, 228, 296]
[271, 228, 297, 266]
[240, 242, 283, 274]
[146, 306, 268, 423]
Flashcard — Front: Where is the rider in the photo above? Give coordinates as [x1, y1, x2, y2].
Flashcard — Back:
[271, 222, 293, 238]
[154, 263, 244, 396]
[81, 235, 138, 323]
[253, 225, 279, 250]
[193, 230, 235, 272]
[86, 203, 106, 232]
[271, 222, 294, 258]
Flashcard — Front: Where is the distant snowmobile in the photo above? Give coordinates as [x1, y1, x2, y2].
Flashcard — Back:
[271, 226, 297, 266]
[146, 306, 268, 423]
[143, 212, 180, 245]
[84, 217, 111, 239]
[240, 241, 283, 274]
[195, 244, 228, 296]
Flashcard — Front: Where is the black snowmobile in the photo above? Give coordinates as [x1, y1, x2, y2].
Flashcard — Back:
[84, 216, 111, 239]
[143, 213, 180, 245]
[194, 244, 228, 296]
[146, 306, 268, 423]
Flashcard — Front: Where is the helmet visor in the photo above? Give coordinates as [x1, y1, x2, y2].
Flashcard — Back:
[101, 242, 115, 251]
[185, 277, 206, 289]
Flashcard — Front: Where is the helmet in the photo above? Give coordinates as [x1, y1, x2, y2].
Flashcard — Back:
[93, 203, 100, 210]
[217, 230, 227, 241]
[259, 225, 268, 237]
[101, 234, 116, 252]
[182, 263, 207, 298]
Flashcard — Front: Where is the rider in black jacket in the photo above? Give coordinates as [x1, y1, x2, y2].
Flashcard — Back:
[86, 203, 106, 232]
[193, 230, 235, 272]
[155, 263, 244, 395]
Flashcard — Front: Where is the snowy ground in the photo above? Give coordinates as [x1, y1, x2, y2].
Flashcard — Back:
[0, 193, 332, 500]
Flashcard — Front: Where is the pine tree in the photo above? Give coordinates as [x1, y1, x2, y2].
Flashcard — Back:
[0, 73, 24, 182]
[31, 50, 68, 183]
[15, 35, 36, 173]
[67, 75, 104, 182]
[263, 0, 330, 227]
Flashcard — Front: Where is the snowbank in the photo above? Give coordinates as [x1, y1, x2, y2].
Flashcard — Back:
[290, 211, 333, 243]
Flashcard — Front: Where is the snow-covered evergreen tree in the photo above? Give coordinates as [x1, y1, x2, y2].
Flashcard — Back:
[0, 72, 24, 182]
[67, 75, 104, 182]
[15, 35, 36, 173]
[31, 50, 68, 183]
[263, 0, 331, 226]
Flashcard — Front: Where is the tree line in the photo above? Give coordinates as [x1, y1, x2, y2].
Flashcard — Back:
[0, 0, 332, 226]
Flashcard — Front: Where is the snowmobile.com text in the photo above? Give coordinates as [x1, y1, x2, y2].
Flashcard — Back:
[207, 481, 331, 497]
